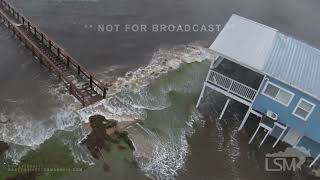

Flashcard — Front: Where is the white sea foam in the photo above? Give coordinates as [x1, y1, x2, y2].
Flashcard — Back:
[0, 84, 81, 158]
[137, 131, 189, 180]
[61, 126, 96, 165]
[105, 43, 215, 95]
[78, 43, 215, 121]
[131, 107, 204, 180]
[1, 43, 215, 175]
[77, 96, 147, 123]
[5, 144, 31, 164]
[215, 119, 225, 152]
[215, 105, 241, 180]
[0, 103, 80, 147]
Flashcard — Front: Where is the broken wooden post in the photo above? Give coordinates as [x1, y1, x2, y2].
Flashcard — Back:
[41, 33, 44, 43]
[77, 65, 81, 75]
[57, 48, 60, 57]
[103, 88, 107, 98]
[67, 56, 70, 67]
[90, 76, 93, 88]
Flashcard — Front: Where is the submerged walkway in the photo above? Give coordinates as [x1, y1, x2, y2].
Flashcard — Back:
[0, 0, 107, 106]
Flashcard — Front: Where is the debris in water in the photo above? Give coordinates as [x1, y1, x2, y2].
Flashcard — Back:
[103, 162, 111, 172]
[81, 115, 137, 159]
[81, 115, 116, 159]
[6, 171, 39, 180]
[0, 141, 9, 159]
[115, 131, 135, 150]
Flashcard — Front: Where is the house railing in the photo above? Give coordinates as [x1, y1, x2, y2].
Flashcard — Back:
[207, 70, 257, 102]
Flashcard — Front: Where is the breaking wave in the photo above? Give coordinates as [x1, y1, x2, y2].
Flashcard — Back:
[131, 107, 204, 180]
[0, 95, 80, 147]
[0, 42, 216, 180]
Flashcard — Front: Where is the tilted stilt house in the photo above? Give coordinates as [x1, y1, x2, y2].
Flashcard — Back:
[197, 14, 320, 167]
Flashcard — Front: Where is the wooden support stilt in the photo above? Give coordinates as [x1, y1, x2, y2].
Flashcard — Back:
[219, 99, 230, 120]
[39, 54, 43, 64]
[69, 85, 72, 94]
[17, 33, 21, 41]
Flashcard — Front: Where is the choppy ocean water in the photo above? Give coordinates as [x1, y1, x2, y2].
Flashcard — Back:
[1, 0, 320, 179]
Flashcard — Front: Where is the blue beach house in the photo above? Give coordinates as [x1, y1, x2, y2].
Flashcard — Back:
[197, 14, 320, 167]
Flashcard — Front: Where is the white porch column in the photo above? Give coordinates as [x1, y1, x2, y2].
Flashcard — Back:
[196, 84, 206, 108]
[196, 59, 213, 108]
[238, 107, 251, 131]
[259, 131, 271, 147]
[273, 126, 288, 148]
[310, 153, 320, 168]
[219, 99, 230, 120]
[249, 125, 260, 144]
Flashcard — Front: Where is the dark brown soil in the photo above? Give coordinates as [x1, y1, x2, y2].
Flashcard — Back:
[103, 162, 111, 172]
[6, 172, 39, 180]
[117, 144, 126, 150]
[81, 115, 118, 159]
[115, 131, 135, 150]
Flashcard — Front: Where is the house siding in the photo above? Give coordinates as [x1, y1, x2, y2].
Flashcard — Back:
[297, 136, 320, 158]
[252, 77, 320, 143]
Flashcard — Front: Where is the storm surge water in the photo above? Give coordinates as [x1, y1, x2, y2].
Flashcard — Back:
[77, 43, 215, 179]
[0, 42, 215, 179]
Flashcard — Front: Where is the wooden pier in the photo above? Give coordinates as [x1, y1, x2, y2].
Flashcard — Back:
[0, 0, 107, 106]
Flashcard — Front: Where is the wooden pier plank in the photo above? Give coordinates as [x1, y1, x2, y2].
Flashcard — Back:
[0, 0, 107, 106]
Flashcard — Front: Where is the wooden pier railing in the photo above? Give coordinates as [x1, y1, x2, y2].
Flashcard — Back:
[0, 0, 107, 106]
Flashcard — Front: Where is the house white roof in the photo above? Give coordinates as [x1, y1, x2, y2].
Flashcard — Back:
[210, 14, 320, 100]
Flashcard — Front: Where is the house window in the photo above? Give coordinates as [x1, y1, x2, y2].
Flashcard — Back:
[293, 98, 315, 121]
[262, 82, 294, 106]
